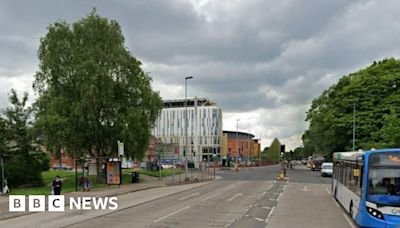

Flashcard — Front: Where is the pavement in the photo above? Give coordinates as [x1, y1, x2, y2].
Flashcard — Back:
[0, 169, 212, 221]
[0, 165, 359, 228]
[267, 165, 358, 228]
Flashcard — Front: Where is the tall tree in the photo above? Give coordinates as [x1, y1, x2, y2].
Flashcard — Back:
[3, 90, 43, 186]
[379, 108, 400, 148]
[303, 58, 400, 157]
[33, 10, 163, 166]
[266, 138, 281, 163]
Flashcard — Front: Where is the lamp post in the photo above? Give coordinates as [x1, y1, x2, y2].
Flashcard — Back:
[1, 158, 4, 193]
[184, 76, 193, 180]
[213, 153, 216, 179]
[352, 103, 355, 151]
[236, 119, 240, 169]
[259, 133, 262, 167]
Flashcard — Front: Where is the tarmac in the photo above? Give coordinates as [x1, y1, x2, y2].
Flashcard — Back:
[0, 169, 211, 221]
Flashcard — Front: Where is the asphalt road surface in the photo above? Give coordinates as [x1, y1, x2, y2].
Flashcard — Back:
[0, 165, 356, 228]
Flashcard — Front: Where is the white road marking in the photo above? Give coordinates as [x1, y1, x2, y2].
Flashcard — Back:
[153, 205, 191, 223]
[224, 184, 236, 192]
[342, 213, 356, 228]
[262, 191, 267, 196]
[267, 184, 273, 190]
[268, 198, 276, 201]
[179, 192, 200, 201]
[265, 206, 276, 223]
[283, 185, 287, 191]
[277, 192, 283, 201]
[331, 197, 340, 208]
[301, 186, 310, 191]
[201, 192, 220, 202]
[325, 188, 331, 195]
[227, 193, 243, 202]
[254, 217, 264, 222]
[262, 206, 272, 209]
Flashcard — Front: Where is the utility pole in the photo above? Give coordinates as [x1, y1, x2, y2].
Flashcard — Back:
[184, 76, 193, 180]
[259, 133, 262, 167]
[1, 158, 4, 193]
[353, 103, 356, 151]
[236, 119, 240, 170]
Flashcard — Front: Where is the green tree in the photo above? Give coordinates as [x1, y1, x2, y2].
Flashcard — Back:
[0, 118, 7, 158]
[379, 108, 400, 147]
[303, 58, 400, 157]
[266, 138, 281, 163]
[33, 10, 163, 171]
[3, 90, 43, 187]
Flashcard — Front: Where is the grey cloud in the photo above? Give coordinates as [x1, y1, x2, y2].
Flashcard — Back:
[1, 0, 400, 149]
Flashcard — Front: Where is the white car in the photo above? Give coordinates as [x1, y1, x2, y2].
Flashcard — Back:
[321, 162, 333, 177]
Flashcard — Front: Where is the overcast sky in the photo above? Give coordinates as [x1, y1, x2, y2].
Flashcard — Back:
[1, 0, 400, 150]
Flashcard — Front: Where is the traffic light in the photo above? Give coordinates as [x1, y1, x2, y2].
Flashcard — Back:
[183, 150, 186, 157]
[280, 145, 285, 153]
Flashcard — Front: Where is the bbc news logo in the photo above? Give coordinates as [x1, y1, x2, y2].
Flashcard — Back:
[9, 195, 118, 212]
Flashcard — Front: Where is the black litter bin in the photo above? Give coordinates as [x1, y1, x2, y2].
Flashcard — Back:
[131, 172, 139, 183]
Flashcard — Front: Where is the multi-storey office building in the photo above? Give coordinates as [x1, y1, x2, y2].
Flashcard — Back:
[152, 98, 223, 165]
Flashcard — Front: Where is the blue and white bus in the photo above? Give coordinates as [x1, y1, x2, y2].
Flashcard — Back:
[333, 148, 400, 227]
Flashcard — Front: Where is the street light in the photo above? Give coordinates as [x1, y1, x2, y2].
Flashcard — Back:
[213, 153, 216, 179]
[236, 119, 240, 169]
[184, 76, 194, 180]
[352, 103, 356, 151]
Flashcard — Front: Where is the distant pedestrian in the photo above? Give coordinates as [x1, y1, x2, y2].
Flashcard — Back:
[52, 175, 62, 195]
[83, 176, 90, 192]
[2, 179, 10, 193]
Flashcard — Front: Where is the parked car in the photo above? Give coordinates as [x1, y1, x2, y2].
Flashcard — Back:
[52, 164, 72, 170]
[162, 164, 173, 169]
[321, 162, 333, 177]
[175, 161, 184, 169]
[140, 162, 147, 169]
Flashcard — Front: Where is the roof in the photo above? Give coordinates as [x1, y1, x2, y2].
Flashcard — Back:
[163, 98, 217, 108]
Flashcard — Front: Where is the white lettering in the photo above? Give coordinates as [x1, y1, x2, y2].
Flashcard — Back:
[69, 197, 81, 210]
[82, 197, 91, 210]
[92, 197, 108, 210]
[108, 197, 118, 210]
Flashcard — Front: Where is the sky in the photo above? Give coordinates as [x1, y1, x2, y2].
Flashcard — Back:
[1, 0, 400, 150]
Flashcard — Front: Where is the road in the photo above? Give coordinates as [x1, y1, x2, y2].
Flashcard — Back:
[0, 165, 356, 228]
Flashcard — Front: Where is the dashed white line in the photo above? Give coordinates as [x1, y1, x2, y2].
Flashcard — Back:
[201, 192, 220, 202]
[224, 184, 236, 192]
[267, 184, 273, 190]
[153, 205, 191, 223]
[179, 192, 200, 201]
[277, 192, 283, 201]
[227, 193, 243, 202]
[342, 213, 356, 228]
[254, 217, 264, 222]
[331, 197, 340, 208]
[262, 206, 272, 210]
[262, 191, 267, 196]
[283, 185, 287, 191]
[265, 206, 276, 223]
[325, 188, 331, 195]
[268, 198, 276, 201]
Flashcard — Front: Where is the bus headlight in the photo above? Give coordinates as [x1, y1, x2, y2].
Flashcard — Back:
[367, 206, 385, 220]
